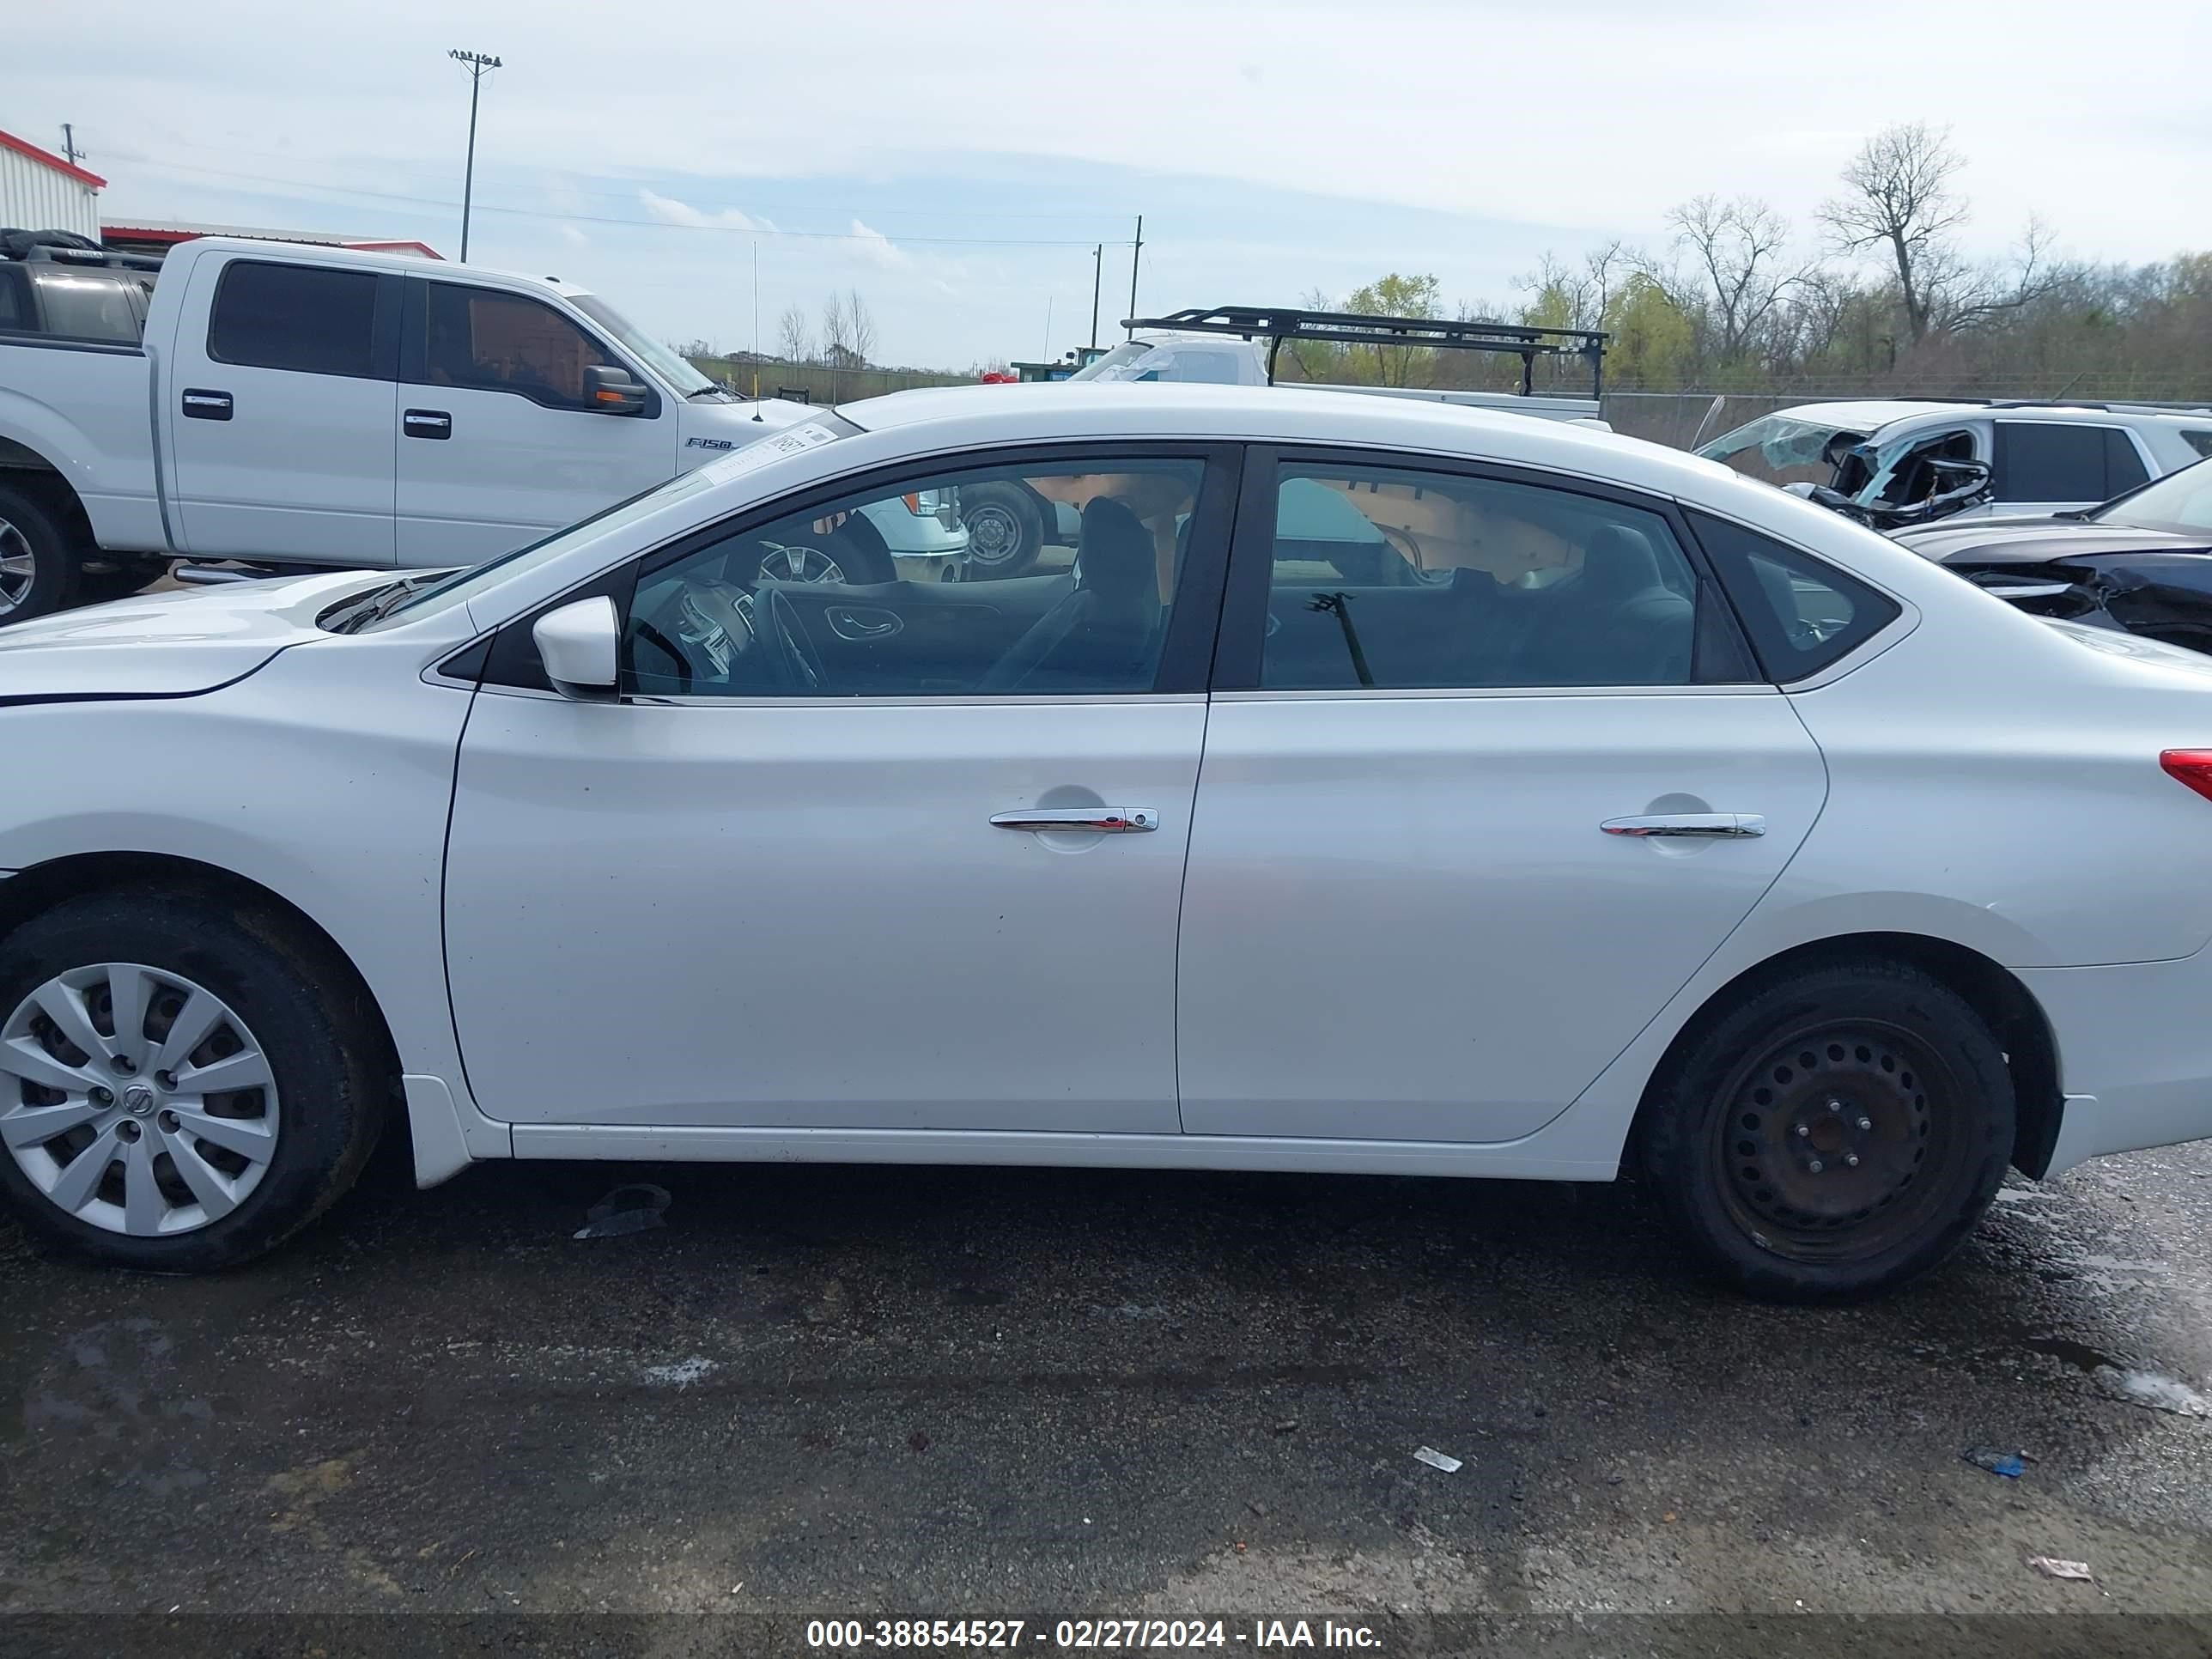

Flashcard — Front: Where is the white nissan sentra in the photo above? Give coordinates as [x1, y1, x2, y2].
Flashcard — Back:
[5, 384, 2212, 1299]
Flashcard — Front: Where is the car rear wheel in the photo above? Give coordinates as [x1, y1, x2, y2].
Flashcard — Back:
[0, 890, 386, 1271]
[1642, 957, 2014, 1302]
[958, 482, 1045, 580]
[0, 485, 81, 626]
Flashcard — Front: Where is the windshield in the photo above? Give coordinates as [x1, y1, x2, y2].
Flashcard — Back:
[368, 416, 860, 629]
[571, 294, 719, 396]
[1066, 342, 1158, 382]
[1693, 415, 1865, 486]
[2097, 456, 2212, 533]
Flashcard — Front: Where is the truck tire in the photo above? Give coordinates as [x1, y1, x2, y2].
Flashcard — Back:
[0, 485, 81, 626]
[959, 482, 1046, 580]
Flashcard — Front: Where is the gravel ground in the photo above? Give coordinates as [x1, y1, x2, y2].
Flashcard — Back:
[3, 1131, 2212, 1656]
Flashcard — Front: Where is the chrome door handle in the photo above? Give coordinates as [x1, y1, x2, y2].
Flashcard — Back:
[991, 807, 1158, 834]
[1601, 813, 1765, 839]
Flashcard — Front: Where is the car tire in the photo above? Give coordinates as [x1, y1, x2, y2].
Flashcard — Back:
[1641, 957, 2014, 1303]
[0, 889, 388, 1272]
[958, 482, 1046, 580]
[0, 484, 82, 627]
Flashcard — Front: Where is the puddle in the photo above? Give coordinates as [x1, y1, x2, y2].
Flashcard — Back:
[2021, 1334, 2212, 1419]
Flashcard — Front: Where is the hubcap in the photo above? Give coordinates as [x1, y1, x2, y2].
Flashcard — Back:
[0, 963, 279, 1237]
[1716, 1020, 1965, 1263]
[0, 517, 36, 617]
[965, 505, 1022, 567]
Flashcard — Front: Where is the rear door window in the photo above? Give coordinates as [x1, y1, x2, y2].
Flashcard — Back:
[209, 261, 384, 378]
[2105, 428, 2152, 495]
[1994, 422, 2121, 502]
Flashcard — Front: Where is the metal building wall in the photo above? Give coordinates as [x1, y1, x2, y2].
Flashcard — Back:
[0, 147, 100, 238]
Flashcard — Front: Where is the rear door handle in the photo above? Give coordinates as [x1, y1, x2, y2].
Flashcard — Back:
[1601, 813, 1765, 839]
[180, 388, 232, 421]
[404, 409, 453, 440]
[991, 807, 1158, 834]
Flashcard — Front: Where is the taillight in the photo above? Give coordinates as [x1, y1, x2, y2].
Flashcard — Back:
[2160, 750, 2212, 801]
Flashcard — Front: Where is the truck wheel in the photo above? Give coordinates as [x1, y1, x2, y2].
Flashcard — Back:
[959, 482, 1045, 580]
[0, 486, 81, 626]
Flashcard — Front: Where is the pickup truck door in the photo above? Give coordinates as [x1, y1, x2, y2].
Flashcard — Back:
[394, 278, 677, 567]
[164, 258, 400, 566]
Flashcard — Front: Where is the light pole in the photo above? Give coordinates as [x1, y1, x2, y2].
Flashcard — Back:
[448, 49, 501, 261]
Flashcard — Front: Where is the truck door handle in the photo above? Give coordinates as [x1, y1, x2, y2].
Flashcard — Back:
[1601, 813, 1765, 839]
[404, 409, 453, 440]
[180, 389, 232, 421]
[991, 807, 1158, 834]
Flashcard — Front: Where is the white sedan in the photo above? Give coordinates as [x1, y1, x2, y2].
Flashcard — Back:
[4, 385, 2212, 1299]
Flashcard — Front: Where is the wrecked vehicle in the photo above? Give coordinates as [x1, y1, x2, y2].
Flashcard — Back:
[1696, 400, 2212, 532]
[1894, 456, 2212, 653]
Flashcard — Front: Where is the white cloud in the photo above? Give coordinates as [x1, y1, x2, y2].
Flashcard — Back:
[847, 218, 911, 270]
[637, 189, 761, 232]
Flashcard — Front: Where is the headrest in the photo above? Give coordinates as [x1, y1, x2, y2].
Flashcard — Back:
[1577, 524, 1663, 598]
[1077, 496, 1158, 604]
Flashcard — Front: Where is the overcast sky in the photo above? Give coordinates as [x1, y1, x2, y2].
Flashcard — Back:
[9, 0, 2209, 369]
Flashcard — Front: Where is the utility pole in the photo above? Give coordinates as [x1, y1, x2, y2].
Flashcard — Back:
[1089, 243, 1102, 349]
[447, 49, 502, 261]
[59, 125, 84, 168]
[1125, 216, 1143, 340]
[1043, 296, 1054, 364]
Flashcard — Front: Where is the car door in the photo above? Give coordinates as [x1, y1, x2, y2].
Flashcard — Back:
[394, 278, 676, 567]
[442, 444, 1237, 1132]
[165, 258, 399, 565]
[1992, 421, 2151, 517]
[1176, 451, 1832, 1144]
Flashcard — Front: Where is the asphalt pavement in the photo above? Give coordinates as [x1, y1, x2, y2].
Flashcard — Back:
[3, 1136, 2211, 1656]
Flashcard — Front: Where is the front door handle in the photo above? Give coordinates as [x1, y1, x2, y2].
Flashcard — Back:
[1601, 813, 1765, 839]
[991, 807, 1158, 834]
[404, 409, 453, 440]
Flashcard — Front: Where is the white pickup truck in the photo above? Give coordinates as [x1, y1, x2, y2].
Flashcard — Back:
[0, 237, 964, 621]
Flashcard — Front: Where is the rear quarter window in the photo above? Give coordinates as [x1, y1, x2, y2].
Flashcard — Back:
[1689, 511, 1901, 681]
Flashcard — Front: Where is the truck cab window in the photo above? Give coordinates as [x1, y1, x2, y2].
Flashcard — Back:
[209, 262, 381, 378]
[422, 284, 620, 411]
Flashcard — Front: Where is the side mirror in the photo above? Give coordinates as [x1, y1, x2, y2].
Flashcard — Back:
[533, 596, 619, 698]
[585, 364, 650, 415]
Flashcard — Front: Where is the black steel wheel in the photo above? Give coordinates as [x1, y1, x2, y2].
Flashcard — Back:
[1643, 957, 2014, 1301]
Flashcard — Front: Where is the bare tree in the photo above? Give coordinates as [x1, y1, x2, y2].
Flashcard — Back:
[845, 289, 878, 368]
[775, 303, 814, 365]
[1819, 121, 1972, 344]
[820, 291, 854, 366]
[1668, 195, 1802, 360]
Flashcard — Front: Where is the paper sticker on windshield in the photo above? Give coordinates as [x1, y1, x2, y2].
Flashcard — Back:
[702, 421, 843, 479]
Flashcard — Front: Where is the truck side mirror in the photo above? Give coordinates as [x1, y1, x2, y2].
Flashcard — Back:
[585, 364, 649, 415]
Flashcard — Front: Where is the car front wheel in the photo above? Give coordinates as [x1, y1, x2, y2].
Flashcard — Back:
[0, 890, 386, 1271]
[1642, 957, 2015, 1302]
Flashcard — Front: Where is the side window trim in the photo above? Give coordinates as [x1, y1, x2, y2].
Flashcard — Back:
[478, 440, 1241, 699]
[1210, 446, 1754, 693]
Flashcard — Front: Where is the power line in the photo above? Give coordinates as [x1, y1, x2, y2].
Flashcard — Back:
[121, 157, 1129, 249]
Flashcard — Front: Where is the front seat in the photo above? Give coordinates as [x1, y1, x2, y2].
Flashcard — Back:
[977, 496, 1162, 691]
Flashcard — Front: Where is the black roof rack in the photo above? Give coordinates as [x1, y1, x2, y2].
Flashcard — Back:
[1121, 305, 1610, 397]
[4, 244, 165, 273]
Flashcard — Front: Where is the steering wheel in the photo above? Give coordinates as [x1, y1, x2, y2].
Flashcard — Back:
[763, 587, 827, 693]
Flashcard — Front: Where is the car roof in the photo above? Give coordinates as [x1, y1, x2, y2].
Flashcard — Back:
[836, 381, 1732, 497]
[1768, 400, 1976, 430]
[180, 235, 592, 297]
